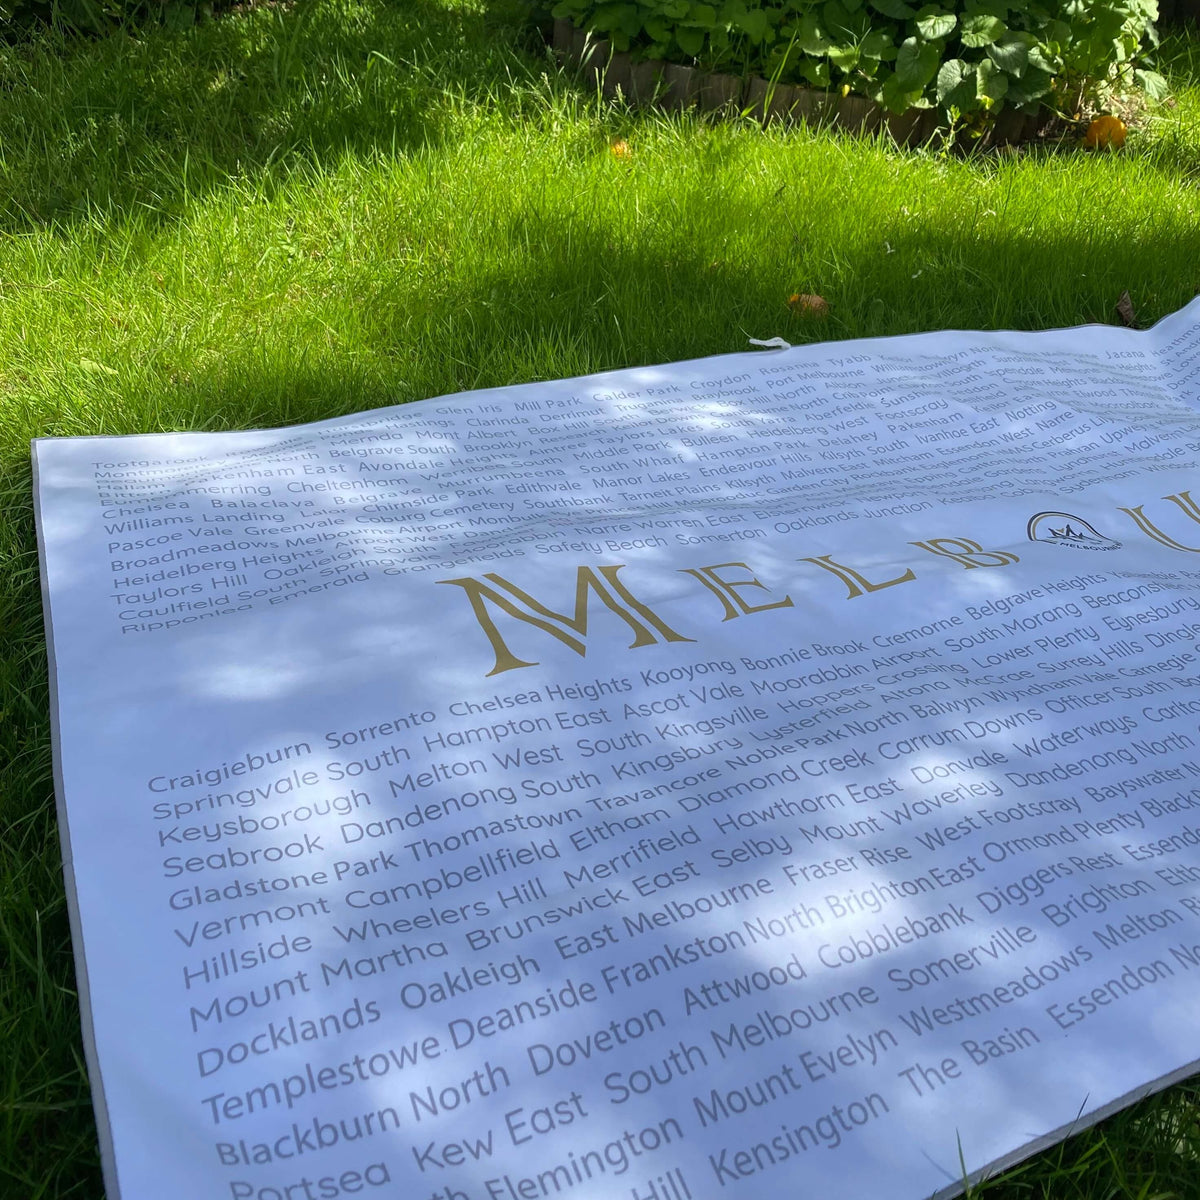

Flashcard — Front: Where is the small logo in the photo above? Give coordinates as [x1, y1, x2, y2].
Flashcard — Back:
[1027, 511, 1121, 551]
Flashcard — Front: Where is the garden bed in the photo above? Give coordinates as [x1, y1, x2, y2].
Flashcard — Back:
[552, 19, 1050, 146]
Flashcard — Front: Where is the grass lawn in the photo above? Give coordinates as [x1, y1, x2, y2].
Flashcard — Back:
[2, 1, 1200, 1195]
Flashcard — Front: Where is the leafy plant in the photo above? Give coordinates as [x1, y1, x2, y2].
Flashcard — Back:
[551, 0, 1169, 120]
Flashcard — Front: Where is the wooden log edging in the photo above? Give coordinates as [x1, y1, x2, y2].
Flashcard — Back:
[552, 19, 1048, 148]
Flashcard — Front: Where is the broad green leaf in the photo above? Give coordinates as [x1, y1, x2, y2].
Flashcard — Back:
[618, 5, 642, 35]
[802, 58, 832, 85]
[735, 5, 771, 41]
[828, 42, 861, 69]
[705, 25, 730, 58]
[823, 0, 872, 39]
[645, 16, 672, 40]
[894, 35, 940, 87]
[796, 11, 831, 53]
[936, 57, 969, 100]
[675, 25, 706, 54]
[936, 56, 977, 107]
[860, 28, 898, 60]
[788, 52, 823, 80]
[960, 13, 1005, 47]
[881, 74, 927, 112]
[687, 2, 716, 24]
[1004, 66, 1052, 105]
[976, 58, 1008, 102]
[986, 31, 1031, 75]
[1027, 43, 1058, 72]
[587, 6, 631, 33]
[821, 0, 850, 27]
[915, 5, 956, 40]
[1135, 68, 1169, 100]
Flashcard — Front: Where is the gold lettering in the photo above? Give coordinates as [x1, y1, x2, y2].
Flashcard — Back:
[798, 555, 916, 600]
[911, 537, 1020, 569]
[1119, 491, 1200, 552]
[679, 562, 794, 621]
[438, 565, 693, 676]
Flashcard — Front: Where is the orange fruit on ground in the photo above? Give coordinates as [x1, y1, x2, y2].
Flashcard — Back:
[1085, 115, 1127, 149]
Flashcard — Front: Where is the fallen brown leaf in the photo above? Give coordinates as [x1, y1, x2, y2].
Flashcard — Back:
[1116, 290, 1137, 328]
[788, 293, 829, 318]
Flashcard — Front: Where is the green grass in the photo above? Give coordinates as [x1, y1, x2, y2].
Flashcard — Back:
[1, 3, 1200, 1196]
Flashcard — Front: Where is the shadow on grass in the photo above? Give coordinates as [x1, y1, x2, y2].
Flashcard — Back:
[26, 164, 1190, 444]
[334, 180, 1200, 392]
[0, 0, 547, 232]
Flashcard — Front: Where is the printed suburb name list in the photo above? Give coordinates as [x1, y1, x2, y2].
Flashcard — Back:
[34, 300, 1200, 1200]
